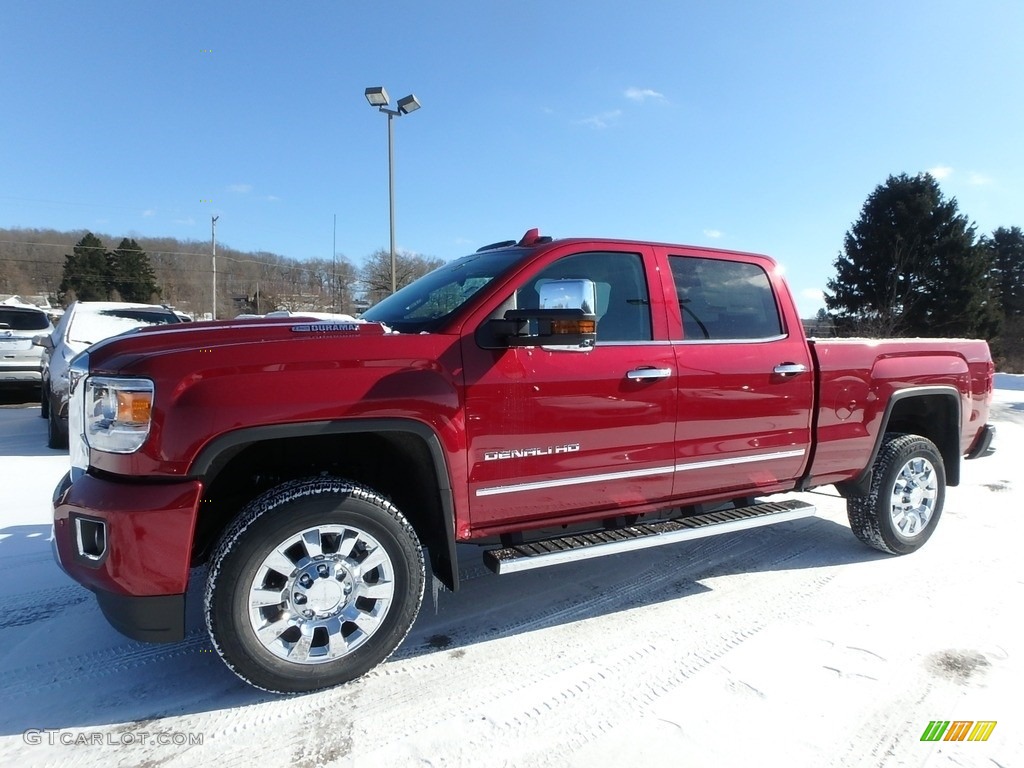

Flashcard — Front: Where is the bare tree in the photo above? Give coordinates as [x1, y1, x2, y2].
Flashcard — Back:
[361, 249, 445, 305]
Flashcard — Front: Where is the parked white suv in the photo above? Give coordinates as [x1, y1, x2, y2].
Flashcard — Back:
[0, 304, 54, 390]
[36, 301, 182, 448]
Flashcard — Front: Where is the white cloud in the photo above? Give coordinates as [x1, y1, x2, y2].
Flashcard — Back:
[968, 172, 993, 186]
[928, 165, 953, 180]
[801, 288, 825, 302]
[703, 229, 723, 239]
[141, 209, 155, 217]
[228, 183, 253, 193]
[264, 195, 280, 202]
[173, 217, 196, 226]
[578, 110, 622, 129]
[624, 87, 665, 103]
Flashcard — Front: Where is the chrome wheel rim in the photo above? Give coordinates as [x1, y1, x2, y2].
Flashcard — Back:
[889, 457, 938, 538]
[247, 524, 395, 665]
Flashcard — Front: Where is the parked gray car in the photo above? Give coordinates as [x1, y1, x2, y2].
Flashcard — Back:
[36, 301, 183, 448]
[0, 304, 54, 390]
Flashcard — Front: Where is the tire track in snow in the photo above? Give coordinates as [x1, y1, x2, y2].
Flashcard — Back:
[0, 516, 841, 768]
[0, 583, 91, 629]
[435, 572, 841, 765]
[0, 630, 212, 701]
[262, 524, 842, 764]
[27, 519, 841, 768]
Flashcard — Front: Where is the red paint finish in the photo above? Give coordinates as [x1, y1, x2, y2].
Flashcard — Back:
[54, 473, 201, 596]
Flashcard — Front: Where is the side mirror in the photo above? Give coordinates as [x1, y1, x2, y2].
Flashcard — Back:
[478, 279, 598, 350]
[32, 334, 54, 349]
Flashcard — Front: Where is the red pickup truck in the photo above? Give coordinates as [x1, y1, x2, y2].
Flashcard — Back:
[52, 229, 996, 693]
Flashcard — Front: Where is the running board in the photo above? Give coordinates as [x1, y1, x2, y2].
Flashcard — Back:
[483, 499, 816, 575]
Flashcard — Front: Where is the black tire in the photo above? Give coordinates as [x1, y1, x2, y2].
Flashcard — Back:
[47, 401, 68, 449]
[847, 434, 946, 555]
[205, 478, 425, 694]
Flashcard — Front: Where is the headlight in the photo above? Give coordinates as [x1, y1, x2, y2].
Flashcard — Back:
[84, 376, 154, 454]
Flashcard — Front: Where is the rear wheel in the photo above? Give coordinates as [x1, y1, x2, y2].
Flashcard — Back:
[847, 434, 945, 554]
[205, 478, 425, 693]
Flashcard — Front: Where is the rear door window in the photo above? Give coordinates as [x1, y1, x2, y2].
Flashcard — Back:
[668, 256, 782, 340]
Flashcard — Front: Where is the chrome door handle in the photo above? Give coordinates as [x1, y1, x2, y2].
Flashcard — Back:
[773, 363, 808, 376]
[626, 367, 673, 381]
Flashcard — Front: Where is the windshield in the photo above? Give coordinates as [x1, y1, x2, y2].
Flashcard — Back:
[362, 248, 527, 332]
[68, 305, 181, 345]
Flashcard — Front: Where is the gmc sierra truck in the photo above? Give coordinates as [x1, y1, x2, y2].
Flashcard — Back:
[52, 229, 996, 693]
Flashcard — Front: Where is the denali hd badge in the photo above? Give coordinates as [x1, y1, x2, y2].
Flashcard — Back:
[484, 443, 580, 461]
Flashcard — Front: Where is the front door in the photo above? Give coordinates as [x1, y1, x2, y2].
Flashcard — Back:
[461, 248, 678, 535]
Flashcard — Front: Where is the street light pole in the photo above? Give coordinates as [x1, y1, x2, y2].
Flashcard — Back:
[387, 109, 396, 295]
[365, 86, 421, 296]
[211, 215, 219, 320]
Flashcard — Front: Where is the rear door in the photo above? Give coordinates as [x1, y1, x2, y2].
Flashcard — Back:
[662, 249, 813, 498]
[460, 245, 678, 534]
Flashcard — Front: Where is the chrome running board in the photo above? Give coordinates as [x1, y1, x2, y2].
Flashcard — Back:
[483, 499, 816, 575]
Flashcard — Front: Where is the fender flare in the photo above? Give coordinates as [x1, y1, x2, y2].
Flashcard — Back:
[190, 418, 461, 591]
[837, 385, 961, 497]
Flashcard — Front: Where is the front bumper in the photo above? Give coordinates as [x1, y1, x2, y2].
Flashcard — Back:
[52, 470, 204, 643]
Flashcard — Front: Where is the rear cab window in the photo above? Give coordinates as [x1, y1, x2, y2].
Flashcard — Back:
[668, 255, 782, 341]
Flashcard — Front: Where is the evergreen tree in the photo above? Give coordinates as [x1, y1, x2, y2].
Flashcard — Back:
[982, 226, 1024, 319]
[110, 237, 160, 302]
[825, 173, 999, 339]
[58, 233, 110, 303]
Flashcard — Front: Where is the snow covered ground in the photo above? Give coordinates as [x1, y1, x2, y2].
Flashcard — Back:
[0, 380, 1021, 767]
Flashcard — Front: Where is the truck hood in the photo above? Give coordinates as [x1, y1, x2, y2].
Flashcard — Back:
[85, 317, 392, 373]
[80, 315, 464, 478]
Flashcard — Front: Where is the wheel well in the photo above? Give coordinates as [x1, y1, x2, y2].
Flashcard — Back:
[885, 393, 960, 486]
[191, 430, 457, 589]
[838, 391, 961, 497]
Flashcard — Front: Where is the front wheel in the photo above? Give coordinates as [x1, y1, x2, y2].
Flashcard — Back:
[47, 400, 68, 449]
[205, 478, 425, 693]
[847, 434, 946, 555]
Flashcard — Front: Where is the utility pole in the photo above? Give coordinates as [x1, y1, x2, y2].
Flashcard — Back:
[333, 213, 337, 312]
[211, 215, 219, 320]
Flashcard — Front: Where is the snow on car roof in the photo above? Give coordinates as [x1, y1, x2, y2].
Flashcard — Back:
[66, 302, 179, 346]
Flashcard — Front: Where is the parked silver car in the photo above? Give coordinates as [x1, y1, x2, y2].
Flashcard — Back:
[0, 304, 54, 389]
[36, 301, 183, 448]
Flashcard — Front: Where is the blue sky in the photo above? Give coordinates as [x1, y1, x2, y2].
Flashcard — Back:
[3, 0, 1022, 316]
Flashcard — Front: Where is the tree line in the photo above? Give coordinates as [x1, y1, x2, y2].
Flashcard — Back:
[825, 172, 1023, 370]
[0, 227, 442, 318]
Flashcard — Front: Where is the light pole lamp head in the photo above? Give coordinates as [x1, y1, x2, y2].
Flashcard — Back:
[364, 86, 390, 108]
[397, 94, 421, 114]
